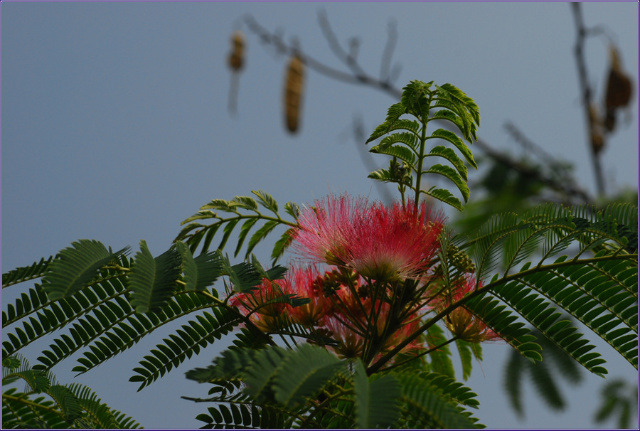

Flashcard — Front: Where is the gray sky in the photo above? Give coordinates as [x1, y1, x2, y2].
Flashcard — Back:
[2, 2, 638, 429]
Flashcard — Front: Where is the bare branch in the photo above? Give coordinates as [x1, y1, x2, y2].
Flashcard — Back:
[380, 18, 399, 84]
[472, 136, 594, 205]
[240, 12, 597, 206]
[571, 2, 606, 196]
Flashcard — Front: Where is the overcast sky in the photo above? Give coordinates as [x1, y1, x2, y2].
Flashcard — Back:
[2, 2, 638, 429]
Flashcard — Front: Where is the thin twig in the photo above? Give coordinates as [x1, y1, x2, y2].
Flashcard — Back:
[571, 2, 606, 197]
[241, 12, 595, 206]
[243, 14, 401, 97]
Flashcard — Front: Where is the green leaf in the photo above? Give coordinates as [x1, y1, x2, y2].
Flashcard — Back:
[245, 220, 280, 259]
[354, 361, 401, 428]
[370, 143, 417, 167]
[438, 83, 480, 126]
[128, 241, 181, 314]
[455, 339, 474, 381]
[42, 240, 130, 301]
[284, 201, 300, 220]
[272, 344, 344, 407]
[221, 256, 263, 294]
[366, 118, 420, 144]
[271, 227, 296, 264]
[129, 308, 241, 391]
[396, 371, 482, 428]
[192, 251, 224, 291]
[375, 131, 420, 152]
[234, 218, 260, 258]
[427, 146, 468, 181]
[231, 196, 259, 212]
[3, 256, 55, 288]
[176, 241, 198, 292]
[424, 187, 464, 212]
[430, 128, 477, 169]
[426, 324, 455, 378]
[217, 218, 240, 251]
[252, 190, 279, 214]
[424, 164, 470, 202]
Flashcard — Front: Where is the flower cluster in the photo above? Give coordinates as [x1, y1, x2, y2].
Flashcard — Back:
[227, 194, 499, 366]
[293, 195, 445, 282]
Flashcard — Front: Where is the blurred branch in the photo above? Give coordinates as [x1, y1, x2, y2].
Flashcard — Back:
[241, 11, 596, 206]
[571, 2, 606, 197]
[502, 121, 594, 204]
[243, 13, 402, 98]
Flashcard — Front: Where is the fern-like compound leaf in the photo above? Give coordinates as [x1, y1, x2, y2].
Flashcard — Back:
[395, 371, 483, 429]
[424, 164, 470, 203]
[426, 145, 468, 181]
[272, 343, 345, 408]
[129, 306, 242, 391]
[429, 128, 477, 169]
[41, 240, 130, 301]
[425, 187, 464, 212]
[353, 361, 401, 428]
[128, 240, 182, 314]
[252, 189, 279, 214]
[2, 256, 55, 289]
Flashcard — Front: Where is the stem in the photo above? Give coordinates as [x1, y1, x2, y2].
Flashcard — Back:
[413, 121, 428, 207]
[571, 2, 606, 197]
[378, 335, 460, 373]
[2, 393, 65, 418]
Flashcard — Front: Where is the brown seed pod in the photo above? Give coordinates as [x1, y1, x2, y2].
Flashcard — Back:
[284, 54, 305, 133]
[228, 31, 245, 72]
[605, 46, 632, 110]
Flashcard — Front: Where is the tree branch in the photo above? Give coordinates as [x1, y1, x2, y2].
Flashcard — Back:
[571, 2, 606, 197]
[240, 11, 597, 206]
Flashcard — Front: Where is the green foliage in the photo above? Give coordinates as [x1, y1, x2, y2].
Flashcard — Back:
[2, 354, 141, 429]
[2, 78, 637, 429]
[175, 190, 298, 264]
[504, 327, 582, 417]
[366, 80, 479, 211]
[2, 242, 280, 391]
[129, 306, 243, 391]
[185, 344, 484, 429]
[129, 240, 183, 313]
[2, 256, 55, 289]
[41, 240, 130, 301]
[594, 379, 638, 429]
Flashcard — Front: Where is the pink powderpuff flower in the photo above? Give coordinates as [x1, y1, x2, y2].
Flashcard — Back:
[293, 194, 445, 282]
[280, 265, 335, 327]
[348, 200, 445, 282]
[227, 278, 291, 333]
[438, 276, 501, 343]
[227, 265, 338, 331]
[292, 194, 369, 266]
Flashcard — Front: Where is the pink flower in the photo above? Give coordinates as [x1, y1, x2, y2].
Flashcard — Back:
[227, 278, 291, 332]
[293, 194, 445, 282]
[348, 200, 444, 281]
[280, 266, 335, 327]
[293, 194, 369, 266]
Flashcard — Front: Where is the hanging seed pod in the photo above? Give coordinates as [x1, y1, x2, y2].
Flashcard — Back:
[228, 31, 245, 72]
[227, 31, 246, 115]
[603, 45, 632, 133]
[284, 54, 305, 133]
[605, 45, 632, 110]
